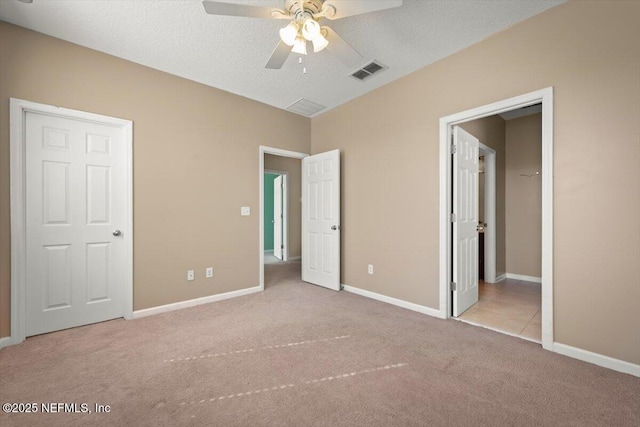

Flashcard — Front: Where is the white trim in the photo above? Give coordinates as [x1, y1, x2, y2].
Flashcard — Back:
[288, 256, 301, 261]
[0, 337, 15, 349]
[439, 87, 554, 350]
[264, 169, 289, 260]
[123, 111, 134, 321]
[343, 284, 443, 319]
[9, 100, 26, 345]
[259, 146, 308, 291]
[9, 98, 134, 346]
[505, 273, 542, 283]
[553, 343, 640, 378]
[478, 142, 496, 284]
[495, 273, 506, 283]
[132, 286, 262, 319]
[540, 89, 554, 351]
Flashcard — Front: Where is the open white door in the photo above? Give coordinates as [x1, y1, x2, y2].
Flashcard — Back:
[452, 126, 480, 316]
[273, 175, 283, 260]
[302, 149, 340, 291]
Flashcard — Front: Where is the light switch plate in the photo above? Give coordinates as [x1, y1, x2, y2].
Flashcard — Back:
[241, 206, 250, 216]
[187, 270, 195, 281]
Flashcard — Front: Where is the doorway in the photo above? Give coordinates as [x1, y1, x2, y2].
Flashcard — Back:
[259, 147, 307, 290]
[455, 113, 542, 342]
[264, 170, 288, 263]
[439, 88, 554, 350]
[259, 146, 342, 292]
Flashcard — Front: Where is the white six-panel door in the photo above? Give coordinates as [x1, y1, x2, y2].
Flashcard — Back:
[273, 175, 283, 260]
[452, 126, 480, 317]
[301, 150, 340, 291]
[25, 111, 127, 336]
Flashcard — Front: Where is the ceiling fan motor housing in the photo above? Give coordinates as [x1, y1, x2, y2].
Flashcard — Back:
[285, 0, 326, 22]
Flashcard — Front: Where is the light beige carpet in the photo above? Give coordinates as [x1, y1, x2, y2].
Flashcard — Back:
[1, 261, 638, 426]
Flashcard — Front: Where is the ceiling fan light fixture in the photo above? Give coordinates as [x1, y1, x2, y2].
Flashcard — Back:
[292, 36, 308, 55]
[279, 22, 299, 46]
[301, 18, 320, 41]
[311, 32, 329, 52]
[202, 0, 403, 71]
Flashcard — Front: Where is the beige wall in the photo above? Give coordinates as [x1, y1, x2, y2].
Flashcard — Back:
[505, 113, 542, 277]
[311, 1, 640, 364]
[0, 22, 310, 337]
[460, 116, 506, 277]
[264, 154, 302, 258]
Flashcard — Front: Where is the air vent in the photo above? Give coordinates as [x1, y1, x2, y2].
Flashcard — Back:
[286, 98, 326, 117]
[351, 70, 370, 80]
[363, 62, 383, 74]
[350, 60, 388, 81]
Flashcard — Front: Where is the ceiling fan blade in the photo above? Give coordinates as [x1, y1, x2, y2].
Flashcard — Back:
[322, 0, 402, 20]
[202, 1, 286, 19]
[323, 27, 363, 68]
[265, 40, 292, 69]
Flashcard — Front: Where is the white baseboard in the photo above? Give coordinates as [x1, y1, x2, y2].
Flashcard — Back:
[264, 250, 274, 253]
[133, 285, 262, 319]
[553, 342, 640, 377]
[505, 273, 541, 283]
[0, 336, 14, 349]
[287, 256, 301, 261]
[495, 274, 506, 282]
[342, 284, 444, 319]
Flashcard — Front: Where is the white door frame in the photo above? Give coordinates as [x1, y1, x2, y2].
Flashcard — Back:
[439, 87, 554, 350]
[264, 169, 288, 261]
[478, 142, 496, 284]
[8, 98, 134, 346]
[259, 146, 308, 291]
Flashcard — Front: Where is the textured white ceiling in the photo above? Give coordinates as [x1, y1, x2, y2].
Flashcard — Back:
[0, 0, 565, 117]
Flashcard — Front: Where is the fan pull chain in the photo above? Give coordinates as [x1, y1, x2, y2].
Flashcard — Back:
[298, 56, 307, 74]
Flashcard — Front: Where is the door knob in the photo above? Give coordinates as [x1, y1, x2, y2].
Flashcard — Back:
[113, 230, 122, 237]
[331, 225, 340, 231]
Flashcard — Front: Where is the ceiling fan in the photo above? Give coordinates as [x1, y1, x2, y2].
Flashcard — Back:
[202, 0, 402, 69]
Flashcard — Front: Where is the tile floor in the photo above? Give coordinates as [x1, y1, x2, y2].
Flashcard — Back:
[264, 252, 284, 264]
[458, 279, 541, 342]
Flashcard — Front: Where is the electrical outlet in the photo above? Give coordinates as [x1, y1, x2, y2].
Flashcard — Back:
[241, 206, 250, 216]
[206, 267, 213, 278]
[368, 264, 374, 275]
[187, 270, 195, 281]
